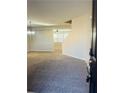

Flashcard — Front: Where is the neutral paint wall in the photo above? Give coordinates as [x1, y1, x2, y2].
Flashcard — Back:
[27, 35, 31, 52]
[28, 30, 54, 51]
[62, 15, 92, 61]
[53, 30, 71, 43]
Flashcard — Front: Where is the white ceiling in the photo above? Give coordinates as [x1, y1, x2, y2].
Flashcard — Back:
[27, 0, 92, 26]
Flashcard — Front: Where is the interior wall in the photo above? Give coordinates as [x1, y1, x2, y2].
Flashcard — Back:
[53, 30, 71, 43]
[62, 15, 92, 61]
[28, 30, 54, 51]
[27, 35, 31, 52]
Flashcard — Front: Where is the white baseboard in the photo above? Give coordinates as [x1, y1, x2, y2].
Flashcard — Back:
[62, 53, 88, 63]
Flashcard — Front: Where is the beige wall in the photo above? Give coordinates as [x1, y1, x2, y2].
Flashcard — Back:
[62, 15, 92, 61]
[27, 35, 31, 52]
[27, 30, 54, 51]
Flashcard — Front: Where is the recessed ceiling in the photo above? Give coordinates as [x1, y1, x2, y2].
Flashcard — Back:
[27, 0, 92, 26]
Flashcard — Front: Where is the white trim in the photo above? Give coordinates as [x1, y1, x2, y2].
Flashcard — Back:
[62, 53, 88, 62]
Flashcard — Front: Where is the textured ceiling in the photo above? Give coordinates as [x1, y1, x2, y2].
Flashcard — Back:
[27, 0, 92, 26]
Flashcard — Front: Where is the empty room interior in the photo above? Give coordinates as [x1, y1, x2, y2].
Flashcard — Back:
[27, 0, 97, 93]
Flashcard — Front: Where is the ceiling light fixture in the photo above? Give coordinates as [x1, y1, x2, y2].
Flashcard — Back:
[27, 20, 35, 35]
[53, 29, 71, 32]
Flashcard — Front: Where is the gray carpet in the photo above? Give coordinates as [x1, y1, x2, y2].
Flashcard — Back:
[27, 52, 89, 93]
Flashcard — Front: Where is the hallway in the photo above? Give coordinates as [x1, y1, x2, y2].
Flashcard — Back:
[27, 51, 89, 93]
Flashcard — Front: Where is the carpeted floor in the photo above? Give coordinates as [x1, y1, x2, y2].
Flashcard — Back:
[27, 51, 89, 93]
